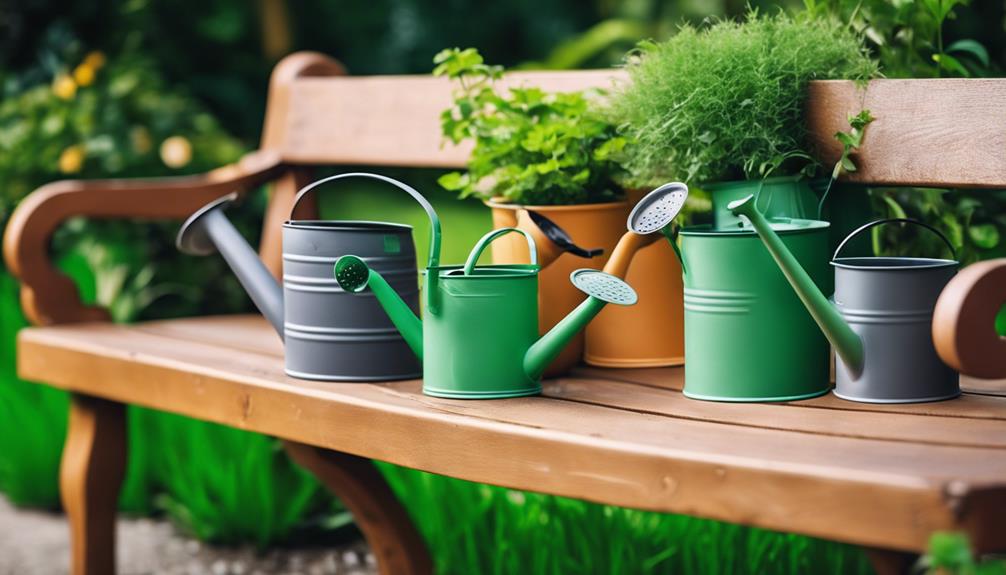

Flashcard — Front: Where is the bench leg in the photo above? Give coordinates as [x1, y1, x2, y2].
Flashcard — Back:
[60, 394, 127, 575]
[865, 547, 918, 575]
[283, 441, 432, 575]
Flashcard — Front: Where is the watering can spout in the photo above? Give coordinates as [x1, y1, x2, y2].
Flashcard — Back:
[177, 193, 285, 339]
[523, 270, 638, 381]
[334, 256, 423, 358]
[728, 194, 864, 374]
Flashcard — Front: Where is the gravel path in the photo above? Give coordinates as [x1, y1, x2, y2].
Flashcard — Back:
[0, 496, 377, 575]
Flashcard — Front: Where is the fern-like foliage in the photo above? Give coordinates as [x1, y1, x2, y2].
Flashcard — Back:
[610, 10, 878, 186]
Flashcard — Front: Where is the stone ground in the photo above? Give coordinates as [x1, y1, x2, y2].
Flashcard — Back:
[0, 496, 378, 575]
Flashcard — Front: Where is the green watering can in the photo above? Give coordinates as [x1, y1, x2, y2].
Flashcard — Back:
[730, 194, 960, 403]
[333, 198, 638, 399]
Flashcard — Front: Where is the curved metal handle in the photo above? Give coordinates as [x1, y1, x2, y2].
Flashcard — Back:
[833, 218, 957, 261]
[290, 172, 441, 271]
[291, 172, 441, 313]
[463, 227, 538, 276]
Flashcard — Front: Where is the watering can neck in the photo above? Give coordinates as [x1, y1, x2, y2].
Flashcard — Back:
[727, 195, 865, 374]
[176, 193, 285, 339]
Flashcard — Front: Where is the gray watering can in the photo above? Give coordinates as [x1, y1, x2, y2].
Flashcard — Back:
[333, 227, 638, 399]
[176, 173, 429, 382]
[730, 194, 960, 403]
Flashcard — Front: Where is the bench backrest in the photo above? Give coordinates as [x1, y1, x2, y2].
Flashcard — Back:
[261, 53, 1006, 188]
[254, 53, 1006, 275]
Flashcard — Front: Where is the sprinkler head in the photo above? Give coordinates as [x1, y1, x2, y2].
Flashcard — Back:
[334, 255, 371, 293]
[570, 269, 637, 306]
[176, 192, 239, 256]
[628, 182, 688, 234]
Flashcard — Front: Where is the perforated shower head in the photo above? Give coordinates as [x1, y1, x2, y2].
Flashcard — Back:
[570, 269, 637, 306]
[334, 255, 371, 293]
[627, 182, 688, 235]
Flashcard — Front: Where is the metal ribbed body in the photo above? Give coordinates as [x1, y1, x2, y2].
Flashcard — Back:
[832, 257, 959, 402]
[681, 222, 832, 401]
[421, 265, 542, 399]
[282, 221, 421, 381]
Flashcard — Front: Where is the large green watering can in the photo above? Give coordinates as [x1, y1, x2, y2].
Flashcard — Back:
[730, 194, 960, 403]
[333, 206, 638, 399]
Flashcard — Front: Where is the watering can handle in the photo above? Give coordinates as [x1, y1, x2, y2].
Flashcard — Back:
[833, 218, 957, 261]
[289, 172, 442, 271]
[463, 228, 538, 275]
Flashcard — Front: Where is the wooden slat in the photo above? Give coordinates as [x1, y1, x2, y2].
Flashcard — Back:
[130, 317, 1006, 432]
[278, 70, 623, 168]
[17, 316, 1006, 553]
[128, 318, 1006, 447]
[807, 79, 1006, 189]
[576, 365, 1006, 421]
[275, 73, 1006, 189]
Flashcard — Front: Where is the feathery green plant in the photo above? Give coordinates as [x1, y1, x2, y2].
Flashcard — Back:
[610, 10, 878, 186]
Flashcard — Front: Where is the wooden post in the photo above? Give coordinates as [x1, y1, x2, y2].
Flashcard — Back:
[60, 394, 127, 575]
[284, 441, 432, 575]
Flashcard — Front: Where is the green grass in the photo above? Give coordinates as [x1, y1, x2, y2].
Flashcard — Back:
[380, 465, 872, 575]
[0, 269, 67, 508]
[144, 411, 326, 547]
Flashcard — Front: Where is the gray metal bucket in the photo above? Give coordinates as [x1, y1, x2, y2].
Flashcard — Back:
[177, 172, 426, 381]
[831, 219, 960, 403]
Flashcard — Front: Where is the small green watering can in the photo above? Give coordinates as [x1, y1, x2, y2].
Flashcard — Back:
[333, 200, 638, 399]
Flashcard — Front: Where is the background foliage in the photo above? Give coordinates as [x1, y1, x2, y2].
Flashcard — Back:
[1, 0, 1004, 573]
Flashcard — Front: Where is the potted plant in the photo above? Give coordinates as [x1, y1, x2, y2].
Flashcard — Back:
[609, 10, 878, 227]
[434, 47, 632, 374]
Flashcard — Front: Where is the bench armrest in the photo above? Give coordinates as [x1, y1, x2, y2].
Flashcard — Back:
[933, 258, 1006, 379]
[3, 150, 284, 325]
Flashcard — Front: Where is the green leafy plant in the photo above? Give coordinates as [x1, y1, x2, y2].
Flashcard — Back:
[434, 47, 627, 205]
[802, 0, 993, 78]
[919, 532, 1006, 574]
[609, 10, 878, 186]
[832, 109, 875, 180]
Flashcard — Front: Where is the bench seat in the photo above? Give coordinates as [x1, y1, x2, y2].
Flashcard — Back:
[19, 314, 1006, 555]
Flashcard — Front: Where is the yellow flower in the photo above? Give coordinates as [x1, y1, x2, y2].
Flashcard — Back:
[130, 126, 153, 154]
[82, 51, 106, 71]
[73, 63, 95, 87]
[58, 145, 85, 174]
[160, 136, 192, 168]
[52, 74, 77, 100]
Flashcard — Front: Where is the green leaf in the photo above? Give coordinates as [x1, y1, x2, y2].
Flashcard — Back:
[840, 156, 857, 172]
[881, 194, 908, 219]
[835, 131, 858, 147]
[932, 53, 971, 77]
[947, 39, 991, 67]
[848, 109, 875, 130]
[927, 532, 974, 569]
[437, 171, 467, 191]
[968, 224, 1000, 249]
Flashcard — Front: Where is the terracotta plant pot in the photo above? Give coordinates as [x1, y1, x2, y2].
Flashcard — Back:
[486, 199, 629, 376]
[584, 190, 685, 367]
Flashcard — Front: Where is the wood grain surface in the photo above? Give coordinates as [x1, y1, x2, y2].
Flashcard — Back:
[19, 315, 1006, 554]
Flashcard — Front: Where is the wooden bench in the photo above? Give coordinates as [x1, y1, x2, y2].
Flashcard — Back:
[5, 52, 1006, 575]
